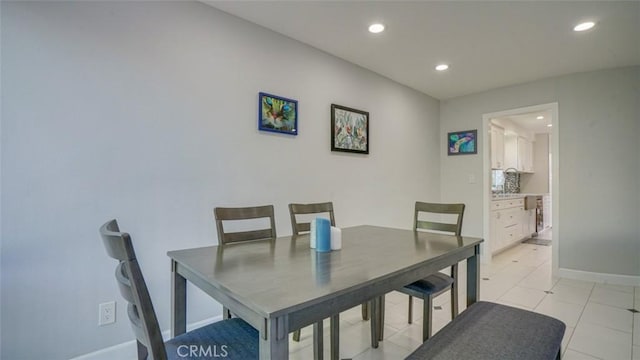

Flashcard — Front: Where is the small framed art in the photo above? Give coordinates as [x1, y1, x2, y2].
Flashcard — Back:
[331, 104, 369, 154]
[447, 129, 477, 155]
[258, 92, 298, 135]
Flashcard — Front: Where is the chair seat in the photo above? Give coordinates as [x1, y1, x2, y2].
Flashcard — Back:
[404, 273, 454, 296]
[165, 318, 258, 360]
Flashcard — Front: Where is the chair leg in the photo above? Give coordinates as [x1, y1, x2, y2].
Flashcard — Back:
[451, 263, 459, 319]
[222, 306, 231, 320]
[423, 296, 433, 342]
[361, 302, 369, 321]
[407, 295, 413, 324]
[136, 340, 147, 360]
[293, 329, 301, 342]
[451, 284, 459, 320]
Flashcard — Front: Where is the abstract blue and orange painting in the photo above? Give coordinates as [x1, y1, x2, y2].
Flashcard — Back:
[259, 92, 298, 135]
[448, 130, 477, 155]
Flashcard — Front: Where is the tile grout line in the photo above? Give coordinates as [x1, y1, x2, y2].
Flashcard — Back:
[633, 288, 637, 359]
[563, 282, 597, 357]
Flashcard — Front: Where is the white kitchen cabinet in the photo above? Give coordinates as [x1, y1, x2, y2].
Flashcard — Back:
[503, 133, 518, 170]
[543, 194, 552, 229]
[490, 125, 505, 169]
[503, 132, 534, 173]
[517, 137, 534, 173]
[525, 209, 536, 237]
[491, 198, 527, 254]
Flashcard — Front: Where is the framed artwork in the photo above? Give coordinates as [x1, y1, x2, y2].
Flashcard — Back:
[258, 92, 298, 135]
[448, 129, 477, 155]
[331, 104, 369, 154]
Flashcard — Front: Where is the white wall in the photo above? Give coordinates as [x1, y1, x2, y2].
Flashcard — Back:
[441, 66, 640, 279]
[0, 2, 440, 358]
[520, 133, 550, 194]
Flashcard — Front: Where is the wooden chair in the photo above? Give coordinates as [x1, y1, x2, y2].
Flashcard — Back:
[288, 202, 370, 345]
[214, 205, 276, 245]
[288, 202, 336, 235]
[214, 205, 276, 319]
[99, 219, 258, 360]
[398, 202, 465, 341]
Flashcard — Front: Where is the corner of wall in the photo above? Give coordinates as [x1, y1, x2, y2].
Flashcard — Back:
[0, 1, 4, 353]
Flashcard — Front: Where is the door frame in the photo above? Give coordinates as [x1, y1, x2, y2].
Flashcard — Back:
[482, 102, 559, 277]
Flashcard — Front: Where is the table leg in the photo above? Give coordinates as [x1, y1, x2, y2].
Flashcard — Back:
[466, 244, 480, 306]
[260, 316, 289, 360]
[330, 314, 339, 360]
[377, 295, 385, 341]
[171, 260, 186, 338]
[369, 298, 379, 348]
[313, 321, 323, 360]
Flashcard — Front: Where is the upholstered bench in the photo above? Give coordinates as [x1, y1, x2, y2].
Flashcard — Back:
[405, 301, 566, 360]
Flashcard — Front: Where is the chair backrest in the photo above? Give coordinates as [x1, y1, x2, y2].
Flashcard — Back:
[414, 202, 465, 236]
[214, 205, 277, 244]
[289, 202, 336, 235]
[99, 219, 167, 360]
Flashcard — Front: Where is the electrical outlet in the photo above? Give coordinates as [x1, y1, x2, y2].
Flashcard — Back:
[99, 301, 116, 326]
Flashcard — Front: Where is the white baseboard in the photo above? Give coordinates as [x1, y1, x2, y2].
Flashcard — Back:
[71, 315, 222, 360]
[558, 267, 640, 287]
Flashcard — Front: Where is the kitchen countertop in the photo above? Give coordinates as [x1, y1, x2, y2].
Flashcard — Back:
[492, 193, 548, 200]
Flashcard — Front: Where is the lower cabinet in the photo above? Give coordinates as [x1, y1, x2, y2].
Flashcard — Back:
[491, 198, 527, 254]
[543, 195, 552, 229]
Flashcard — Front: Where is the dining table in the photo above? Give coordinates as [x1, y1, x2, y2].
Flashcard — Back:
[168, 225, 483, 360]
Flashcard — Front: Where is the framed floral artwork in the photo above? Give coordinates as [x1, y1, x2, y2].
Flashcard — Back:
[331, 104, 369, 154]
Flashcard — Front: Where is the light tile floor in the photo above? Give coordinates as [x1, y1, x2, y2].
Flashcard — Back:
[288, 230, 640, 360]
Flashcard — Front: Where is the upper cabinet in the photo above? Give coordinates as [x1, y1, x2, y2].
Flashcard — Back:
[517, 136, 534, 173]
[504, 132, 518, 170]
[490, 125, 505, 169]
[491, 122, 535, 173]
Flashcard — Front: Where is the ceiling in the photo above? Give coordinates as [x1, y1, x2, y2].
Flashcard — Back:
[204, 1, 640, 100]
[495, 110, 553, 135]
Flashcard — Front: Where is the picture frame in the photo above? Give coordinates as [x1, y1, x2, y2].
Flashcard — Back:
[331, 104, 369, 154]
[448, 129, 478, 155]
[258, 92, 298, 135]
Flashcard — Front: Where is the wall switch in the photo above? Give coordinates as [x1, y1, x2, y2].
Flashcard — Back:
[99, 301, 116, 326]
[468, 173, 476, 184]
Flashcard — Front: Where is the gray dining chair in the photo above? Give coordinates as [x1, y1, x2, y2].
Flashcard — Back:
[398, 202, 465, 341]
[214, 205, 276, 320]
[99, 219, 258, 360]
[288, 202, 336, 235]
[288, 202, 370, 344]
[214, 205, 276, 245]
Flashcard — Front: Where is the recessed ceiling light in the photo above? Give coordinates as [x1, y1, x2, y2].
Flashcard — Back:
[368, 23, 385, 34]
[547, 124, 553, 127]
[435, 64, 449, 71]
[574, 21, 595, 32]
[536, 116, 544, 120]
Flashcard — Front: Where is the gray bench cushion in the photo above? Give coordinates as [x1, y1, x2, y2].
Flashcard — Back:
[406, 301, 565, 360]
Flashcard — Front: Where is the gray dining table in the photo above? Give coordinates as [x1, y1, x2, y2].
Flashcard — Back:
[168, 225, 483, 360]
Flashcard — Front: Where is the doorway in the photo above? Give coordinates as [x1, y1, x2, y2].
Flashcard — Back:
[481, 103, 559, 277]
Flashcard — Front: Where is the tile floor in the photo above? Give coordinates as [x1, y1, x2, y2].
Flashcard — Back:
[288, 230, 640, 360]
